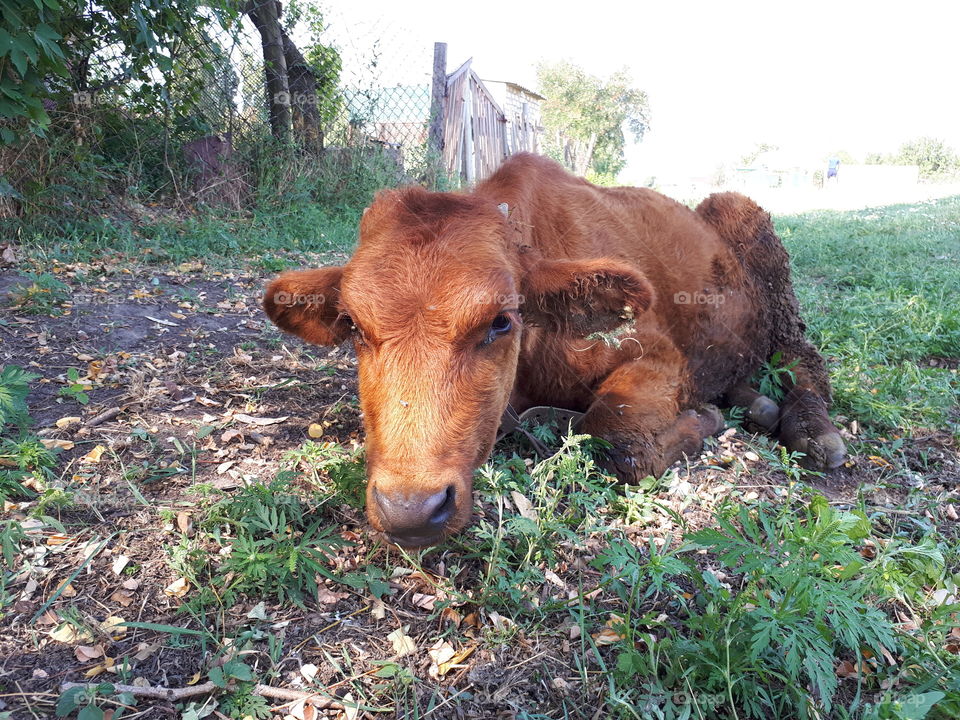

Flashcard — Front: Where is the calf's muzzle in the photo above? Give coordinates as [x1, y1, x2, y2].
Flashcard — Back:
[370, 481, 458, 546]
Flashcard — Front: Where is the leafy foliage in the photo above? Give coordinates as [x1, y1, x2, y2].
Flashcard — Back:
[282, 440, 366, 508]
[751, 350, 799, 403]
[6, 271, 70, 315]
[602, 496, 929, 719]
[0, 364, 37, 434]
[0, 0, 242, 139]
[194, 476, 345, 608]
[536, 60, 649, 178]
[0, 0, 66, 138]
[460, 434, 617, 613]
[866, 137, 960, 180]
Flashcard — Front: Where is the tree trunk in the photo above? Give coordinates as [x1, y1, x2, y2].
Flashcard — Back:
[246, 0, 291, 142]
[282, 30, 322, 151]
[580, 132, 598, 175]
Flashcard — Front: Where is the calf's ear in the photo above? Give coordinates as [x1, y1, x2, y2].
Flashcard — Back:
[263, 268, 351, 346]
[521, 258, 655, 335]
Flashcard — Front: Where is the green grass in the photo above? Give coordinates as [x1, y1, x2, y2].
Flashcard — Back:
[779, 196, 960, 432]
[9, 203, 359, 268]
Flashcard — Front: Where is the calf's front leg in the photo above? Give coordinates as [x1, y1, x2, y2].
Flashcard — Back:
[579, 357, 722, 482]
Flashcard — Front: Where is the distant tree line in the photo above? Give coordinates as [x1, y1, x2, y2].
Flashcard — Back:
[866, 137, 960, 180]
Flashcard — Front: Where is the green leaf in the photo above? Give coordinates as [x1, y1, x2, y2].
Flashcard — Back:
[208, 665, 226, 688]
[55, 686, 87, 717]
[224, 659, 254, 681]
[9, 46, 28, 75]
[77, 705, 104, 720]
[615, 650, 645, 678]
[0, 28, 14, 55]
[899, 691, 945, 720]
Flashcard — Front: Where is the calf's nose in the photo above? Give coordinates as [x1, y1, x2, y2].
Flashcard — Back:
[372, 484, 456, 545]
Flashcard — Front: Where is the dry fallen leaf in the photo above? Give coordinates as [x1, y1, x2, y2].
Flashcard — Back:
[868, 455, 893, 469]
[176, 512, 193, 534]
[82, 445, 107, 464]
[300, 663, 319, 683]
[387, 627, 416, 657]
[427, 640, 457, 679]
[55, 579, 77, 597]
[233, 413, 288, 426]
[836, 660, 857, 678]
[437, 643, 476, 677]
[591, 614, 626, 646]
[343, 693, 359, 720]
[133, 642, 162, 662]
[75, 644, 105, 662]
[84, 656, 115, 678]
[591, 627, 624, 646]
[221, 429, 243, 444]
[411, 593, 436, 611]
[101, 616, 127, 639]
[110, 589, 135, 607]
[164, 578, 190, 598]
[316, 586, 348, 605]
[510, 491, 538, 522]
[441, 607, 462, 627]
[111, 555, 130, 575]
[42, 438, 75, 451]
[49, 624, 94, 644]
[0, 243, 17, 267]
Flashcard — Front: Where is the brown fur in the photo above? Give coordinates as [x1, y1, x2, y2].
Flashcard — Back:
[264, 154, 844, 546]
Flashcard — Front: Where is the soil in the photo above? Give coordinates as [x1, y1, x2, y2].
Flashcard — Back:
[0, 264, 957, 719]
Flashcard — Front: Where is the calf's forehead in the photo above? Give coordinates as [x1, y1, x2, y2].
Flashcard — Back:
[341, 241, 517, 336]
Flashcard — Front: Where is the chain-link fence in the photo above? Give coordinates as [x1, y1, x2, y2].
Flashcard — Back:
[2, 5, 442, 216]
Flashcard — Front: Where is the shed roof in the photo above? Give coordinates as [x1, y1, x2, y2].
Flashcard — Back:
[481, 79, 545, 101]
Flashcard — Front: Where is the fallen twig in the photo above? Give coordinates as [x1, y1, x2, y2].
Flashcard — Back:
[59, 682, 343, 709]
[85, 406, 124, 428]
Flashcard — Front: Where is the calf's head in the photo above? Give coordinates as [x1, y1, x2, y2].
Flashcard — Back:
[264, 187, 654, 546]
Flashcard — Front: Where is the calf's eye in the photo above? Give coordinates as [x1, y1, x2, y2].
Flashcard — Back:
[481, 313, 513, 347]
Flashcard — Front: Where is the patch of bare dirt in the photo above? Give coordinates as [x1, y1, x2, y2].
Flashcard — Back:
[1, 266, 958, 719]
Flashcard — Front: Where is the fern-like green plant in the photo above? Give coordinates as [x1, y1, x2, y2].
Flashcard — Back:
[682, 497, 898, 717]
[196, 476, 345, 608]
[0, 365, 38, 434]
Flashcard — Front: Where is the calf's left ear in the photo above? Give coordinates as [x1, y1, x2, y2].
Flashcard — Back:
[263, 268, 351, 346]
[521, 258, 655, 335]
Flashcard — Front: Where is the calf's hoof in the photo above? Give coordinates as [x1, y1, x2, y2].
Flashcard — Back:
[797, 431, 847, 471]
[696, 403, 725, 437]
[598, 444, 640, 484]
[747, 395, 779, 431]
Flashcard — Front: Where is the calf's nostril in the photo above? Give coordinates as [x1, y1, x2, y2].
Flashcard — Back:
[428, 485, 456, 526]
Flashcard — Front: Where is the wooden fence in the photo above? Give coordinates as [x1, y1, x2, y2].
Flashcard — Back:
[440, 58, 509, 184]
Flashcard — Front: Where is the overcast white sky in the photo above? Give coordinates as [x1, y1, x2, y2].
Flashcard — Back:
[324, 0, 960, 181]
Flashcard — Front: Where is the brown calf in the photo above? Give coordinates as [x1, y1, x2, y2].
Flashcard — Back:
[264, 154, 845, 546]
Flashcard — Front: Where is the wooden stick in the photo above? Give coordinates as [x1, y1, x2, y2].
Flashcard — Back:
[85, 406, 123, 428]
[60, 682, 343, 709]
